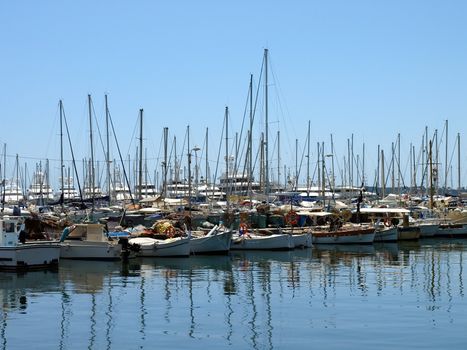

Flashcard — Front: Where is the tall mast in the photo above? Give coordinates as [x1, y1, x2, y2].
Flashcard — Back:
[138, 109, 143, 200]
[249, 74, 253, 203]
[163, 128, 168, 198]
[429, 140, 434, 209]
[105, 95, 111, 204]
[306, 121, 310, 196]
[331, 134, 335, 195]
[381, 149, 385, 198]
[187, 125, 192, 213]
[88, 94, 95, 211]
[457, 133, 461, 200]
[205, 127, 209, 186]
[225, 107, 229, 209]
[277, 130, 280, 190]
[59, 100, 64, 206]
[445, 119, 448, 192]
[264, 48, 270, 200]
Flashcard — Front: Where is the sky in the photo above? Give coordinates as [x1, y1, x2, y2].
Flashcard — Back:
[1, 0, 467, 191]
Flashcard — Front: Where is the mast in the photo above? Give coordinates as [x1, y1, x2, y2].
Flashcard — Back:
[59, 100, 64, 206]
[163, 128, 168, 198]
[445, 119, 448, 193]
[264, 48, 270, 200]
[248, 74, 253, 206]
[105, 95, 111, 205]
[429, 140, 434, 209]
[225, 107, 229, 209]
[88, 94, 95, 211]
[138, 109, 143, 200]
[277, 130, 280, 190]
[381, 149, 385, 198]
[306, 121, 310, 197]
[187, 125, 192, 214]
[205, 127, 209, 186]
[458, 133, 461, 201]
[331, 134, 335, 196]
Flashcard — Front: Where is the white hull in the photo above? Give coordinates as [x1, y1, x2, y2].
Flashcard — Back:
[418, 223, 439, 237]
[60, 241, 122, 260]
[0, 242, 60, 270]
[374, 226, 398, 242]
[312, 228, 375, 244]
[130, 237, 190, 257]
[190, 230, 232, 254]
[435, 224, 467, 237]
[230, 233, 294, 251]
[291, 233, 313, 248]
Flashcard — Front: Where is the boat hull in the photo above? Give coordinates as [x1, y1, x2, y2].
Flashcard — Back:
[230, 234, 294, 251]
[435, 224, 467, 237]
[60, 240, 122, 260]
[0, 242, 60, 270]
[374, 227, 398, 242]
[418, 224, 439, 237]
[130, 237, 190, 257]
[291, 233, 313, 248]
[397, 227, 420, 240]
[312, 227, 375, 244]
[190, 230, 232, 254]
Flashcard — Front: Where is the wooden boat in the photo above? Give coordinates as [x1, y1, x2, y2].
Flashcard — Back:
[129, 236, 190, 257]
[0, 216, 60, 270]
[397, 226, 420, 240]
[280, 228, 313, 248]
[189, 225, 232, 255]
[374, 225, 398, 242]
[230, 232, 294, 251]
[312, 225, 375, 244]
[60, 223, 123, 260]
[435, 223, 467, 237]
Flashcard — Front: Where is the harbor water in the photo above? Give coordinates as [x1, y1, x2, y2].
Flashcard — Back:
[1, 239, 467, 349]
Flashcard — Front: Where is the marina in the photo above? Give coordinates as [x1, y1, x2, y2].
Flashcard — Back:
[1, 240, 466, 349]
[2, 1, 467, 348]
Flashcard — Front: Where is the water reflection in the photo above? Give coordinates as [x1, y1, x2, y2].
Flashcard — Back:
[0, 239, 466, 350]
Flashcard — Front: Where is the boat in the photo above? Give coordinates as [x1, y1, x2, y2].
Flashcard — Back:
[59, 223, 125, 260]
[280, 228, 313, 248]
[189, 225, 232, 254]
[311, 224, 375, 244]
[230, 232, 294, 251]
[129, 236, 190, 257]
[374, 224, 398, 242]
[397, 226, 420, 240]
[435, 223, 467, 237]
[2, 180, 25, 204]
[0, 216, 60, 270]
[27, 168, 54, 204]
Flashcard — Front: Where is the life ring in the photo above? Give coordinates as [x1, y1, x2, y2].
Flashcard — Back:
[239, 223, 248, 235]
[285, 210, 298, 226]
[384, 218, 391, 227]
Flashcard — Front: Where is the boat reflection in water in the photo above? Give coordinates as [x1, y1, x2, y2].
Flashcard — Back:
[0, 239, 466, 350]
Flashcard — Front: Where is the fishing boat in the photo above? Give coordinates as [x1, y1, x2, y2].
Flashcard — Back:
[189, 225, 232, 254]
[230, 232, 294, 251]
[129, 236, 190, 257]
[397, 226, 421, 240]
[374, 224, 398, 242]
[59, 223, 124, 260]
[280, 228, 313, 248]
[312, 224, 375, 244]
[0, 216, 60, 270]
[435, 223, 467, 237]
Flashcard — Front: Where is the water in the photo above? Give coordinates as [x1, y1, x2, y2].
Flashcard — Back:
[1, 239, 467, 350]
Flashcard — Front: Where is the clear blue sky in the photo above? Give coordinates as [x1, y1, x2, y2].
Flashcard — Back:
[1, 0, 466, 190]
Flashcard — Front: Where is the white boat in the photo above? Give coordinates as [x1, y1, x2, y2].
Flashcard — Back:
[435, 223, 467, 237]
[280, 228, 313, 248]
[0, 216, 60, 270]
[27, 169, 54, 203]
[230, 233, 294, 251]
[2, 180, 25, 204]
[59, 223, 123, 260]
[374, 225, 398, 242]
[417, 222, 439, 237]
[312, 225, 375, 244]
[129, 236, 190, 257]
[189, 226, 232, 254]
